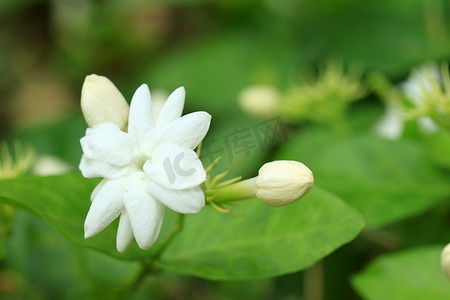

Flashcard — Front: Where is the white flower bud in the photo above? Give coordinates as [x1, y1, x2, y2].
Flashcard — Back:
[81, 74, 130, 130]
[238, 85, 281, 118]
[255, 160, 314, 207]
[442, 243, 450, 281]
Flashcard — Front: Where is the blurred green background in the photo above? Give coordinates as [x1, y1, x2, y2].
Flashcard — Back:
[1, 0, 450, 299]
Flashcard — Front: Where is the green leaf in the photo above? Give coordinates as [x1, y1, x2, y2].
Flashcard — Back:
[298, 0, 448, 75]
[0, 174, 363, 280]
[419, 130, 450, 169]
[275, 128, 450, 228]
[351, 246, 450, 300]
[0, 173, 178, 260]
[157, 186, 364, 280]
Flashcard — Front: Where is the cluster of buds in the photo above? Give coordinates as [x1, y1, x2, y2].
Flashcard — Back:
[281, 62, 365, 127]
[372, 62, 450, 139]
[401, 63, 450, 132]
[238, 62, 365, 134]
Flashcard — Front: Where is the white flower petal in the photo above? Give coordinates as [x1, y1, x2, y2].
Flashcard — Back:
[143, 111, 211, 152]
[143, 143, 206, 190]
[90, 178, 108, 202]
[123, 177, 165, 250]
[155, 87, 185, 127]
[147, 181, 205, 214]
[81, 123, 134, 166]
[79, 155, 129, 179]
[84, 180, 124, 238]
[116, 211, 134, 253]
[128, 84, 154, 142]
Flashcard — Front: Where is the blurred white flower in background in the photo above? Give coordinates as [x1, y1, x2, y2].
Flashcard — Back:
[402, 63, 440, 134]
[374, 63, 441, 139]
[32, 155, 72, 176]
[238, 85, 281, 118]
[373, 106, 405, 140]
[0, 141, 35, 179]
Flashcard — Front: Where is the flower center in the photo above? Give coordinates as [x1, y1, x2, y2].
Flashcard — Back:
[130, 151, 149, 173]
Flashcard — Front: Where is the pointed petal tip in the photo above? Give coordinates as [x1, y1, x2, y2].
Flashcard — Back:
[85, 74, 100, 80]
[199, 111, 212, 125]
[83, 74, 108, 87]
[133, 83, 151, 100]
[175, 86, 186, 93]
[137, 83, 150, 92]
[131, 84, 151, 106]
[84, 222, 98, 239]
[116, 245, 127, 253]
[167, 86, 186, 101]
[83, 74, 98, 83]
[190, 110, 212, 121]
[133, 228, 158, 250]
[137, 241, 153, 251]
[199, 111, 212, 119]
[84, 222, 95, 238]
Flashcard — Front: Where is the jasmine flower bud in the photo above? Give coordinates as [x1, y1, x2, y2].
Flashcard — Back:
[81, 74, 130, 130]
[255, 160, 314, 207]
[442, 243, 450, 281]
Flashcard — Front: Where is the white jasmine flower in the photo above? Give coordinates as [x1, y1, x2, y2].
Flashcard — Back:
[402, 63, 440, 134]
[80, 83, 211, 252]
[374, 63, 440, 139]
[402, 63, 440, 105]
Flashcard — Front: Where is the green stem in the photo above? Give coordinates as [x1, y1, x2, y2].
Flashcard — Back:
[130, 261, 158, 292]
[304, 260, 324, 300]
[128, 214, 185, 294]
[211, 178, 257, 204]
